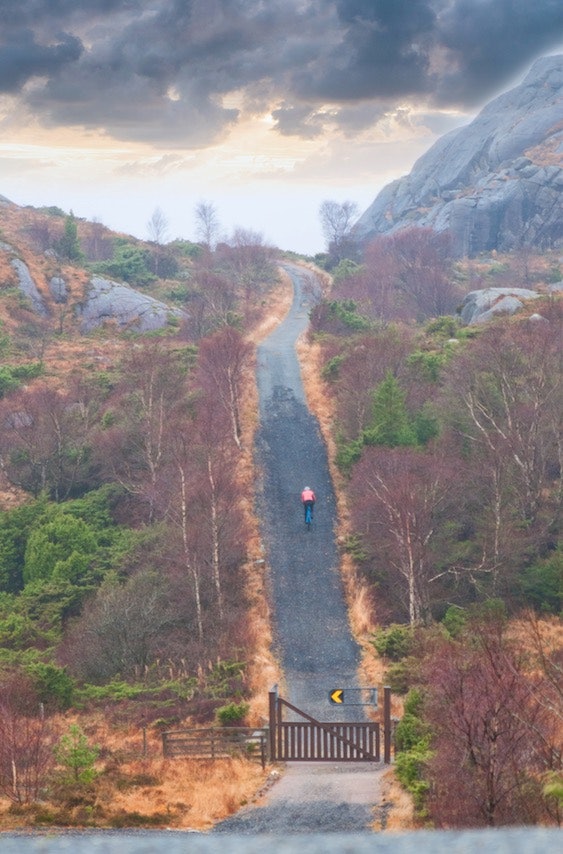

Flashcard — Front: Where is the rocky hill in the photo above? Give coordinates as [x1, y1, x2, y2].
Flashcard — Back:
[353, 55, 563, 257]
[0, 197, 185, 336]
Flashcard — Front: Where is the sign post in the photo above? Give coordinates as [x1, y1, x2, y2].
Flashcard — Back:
[269, 685, 278, 762]
[384, 686, 392, 764]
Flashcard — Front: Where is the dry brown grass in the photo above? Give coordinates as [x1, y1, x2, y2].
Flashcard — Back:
[0, 468, 28, 510]
[0, 711, 274, 831]
[511, 616, 563, 747]
[0, 755, 272, 831]
[246, 270, 294, 345]
[103, 756, 271, 830]
[509, 612, 563, 650]
[371, 768, 417, 832]
[526, 124, 563, 168]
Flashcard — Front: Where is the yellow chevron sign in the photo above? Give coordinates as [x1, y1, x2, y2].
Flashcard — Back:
[328, 687, 379, 706]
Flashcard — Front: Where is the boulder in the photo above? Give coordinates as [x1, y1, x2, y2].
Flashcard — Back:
[10, 258, 50, 317]
[459, 287, 540, 325]
[76, 275, 185, 332]
[49, 276, 68, 303]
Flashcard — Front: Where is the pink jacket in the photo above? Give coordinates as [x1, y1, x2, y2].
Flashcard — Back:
[301, 488, 316, 503]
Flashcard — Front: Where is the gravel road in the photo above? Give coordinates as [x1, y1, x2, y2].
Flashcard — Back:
[254, 263, 365, 721]
[213, 263, 383, 834]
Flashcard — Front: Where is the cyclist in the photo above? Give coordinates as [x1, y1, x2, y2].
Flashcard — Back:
[301, 486, 316, 523]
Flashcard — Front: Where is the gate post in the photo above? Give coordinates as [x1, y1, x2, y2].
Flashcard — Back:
[268, 686, 278, 762]
[383, 685, 392, 763]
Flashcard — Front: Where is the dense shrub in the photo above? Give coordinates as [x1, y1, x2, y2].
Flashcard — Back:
[26, 662, 74, 711]
[92, 238, 154, 285]
[0, 365, 43, 398]
[372, 625, 414, 660]
[216, 702, 249, 726]
[441, 605, 467, 637]
[23, 514, 98, 585]
[517, 549, 562, 613]
[394, 689, 432, 817]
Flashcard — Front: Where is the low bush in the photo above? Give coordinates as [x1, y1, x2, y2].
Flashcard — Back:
[517, 549, 562, 613]
[395, 743, 432, 817]
[216, 702, 249, 726]
[441, 605, 467, 637]
[372, 624, 414, 660]
[394, 689, 433, 819]
[385, 659, 418, 695]
[109, 810, 172, 828]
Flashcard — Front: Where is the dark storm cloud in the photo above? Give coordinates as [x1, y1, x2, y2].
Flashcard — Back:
[296, 0, 437, 101]
[302, 0, 563, 104]
[271, 101, 388, 139]
[435, 0, 563, 104]
[0, 29, 83, 92]
[271, 105, 326, 139]
[0, 0, 561, 145]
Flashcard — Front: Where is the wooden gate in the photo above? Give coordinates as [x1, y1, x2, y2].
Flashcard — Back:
[269, 691, 384, 763]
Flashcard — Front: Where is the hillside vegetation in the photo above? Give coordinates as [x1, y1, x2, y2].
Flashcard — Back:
[303, 235, 562, 827]
[0, 200, 284, 828]
[0, 199, 561, 830]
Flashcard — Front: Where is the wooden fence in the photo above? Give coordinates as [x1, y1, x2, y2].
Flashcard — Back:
[161, 727, 269, 767]
[162, 688, 393, 767]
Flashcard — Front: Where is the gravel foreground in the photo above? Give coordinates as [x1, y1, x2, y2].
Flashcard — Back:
[213, 762, 384, 834]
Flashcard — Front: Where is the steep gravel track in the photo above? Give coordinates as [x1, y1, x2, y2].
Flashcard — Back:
[213, 263, 383, 834]
[254, 263, 365, 721]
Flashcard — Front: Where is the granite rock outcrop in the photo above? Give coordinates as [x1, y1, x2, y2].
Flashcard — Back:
[354, 56, 563, 257]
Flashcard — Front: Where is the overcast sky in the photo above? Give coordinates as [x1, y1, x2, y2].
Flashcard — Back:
[1, 1, 562, 254]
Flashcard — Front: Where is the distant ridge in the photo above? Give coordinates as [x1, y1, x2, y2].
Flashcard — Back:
[354, 55, 563, 256]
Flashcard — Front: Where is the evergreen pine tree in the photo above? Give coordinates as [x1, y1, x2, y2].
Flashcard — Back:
[55, 212, 84, 262]
[363, 371, 417, 447]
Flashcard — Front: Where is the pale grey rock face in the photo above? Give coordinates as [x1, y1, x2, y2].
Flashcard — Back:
[354, 56, 563, 256]
[76, 275, 185, 332]
[10, 258, 50, 317]
[49, 276, 68, 303]
[459, 287, 540, 324]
